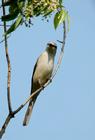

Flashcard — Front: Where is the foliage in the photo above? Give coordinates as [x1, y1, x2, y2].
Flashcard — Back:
[1, 0, 69, 34]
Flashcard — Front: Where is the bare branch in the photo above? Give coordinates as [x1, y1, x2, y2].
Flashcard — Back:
[13, 79, 52, 114]
[2, 0, 12, 114]
[0, 114, 13, 139]
[52, 21, 66, 78]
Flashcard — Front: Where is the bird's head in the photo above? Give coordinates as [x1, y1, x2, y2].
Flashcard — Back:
[46, 42, 57, 56]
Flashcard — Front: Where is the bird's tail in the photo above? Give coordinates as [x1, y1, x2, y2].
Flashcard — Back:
[23, 95, 37, 126]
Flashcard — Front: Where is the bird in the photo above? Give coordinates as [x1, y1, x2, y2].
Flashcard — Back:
[23, 42, 57, 126]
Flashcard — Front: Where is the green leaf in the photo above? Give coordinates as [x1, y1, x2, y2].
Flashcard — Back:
[1, 11, 19, 21]
[54, 9, 67, 29]
[17, 1, 24, 9]
[43, 9, 53, 17]
[59, 0, 63, 5]
[5, 15, 22, 35]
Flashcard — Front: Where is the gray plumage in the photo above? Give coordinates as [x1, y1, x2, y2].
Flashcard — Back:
[23, 42, 57, 126]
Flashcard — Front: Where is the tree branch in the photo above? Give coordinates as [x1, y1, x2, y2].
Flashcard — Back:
[53, 21, 66, 78]
[0, 21, 66, 139]
[2, 0, 12, 114]
[0, 114, 13, 139]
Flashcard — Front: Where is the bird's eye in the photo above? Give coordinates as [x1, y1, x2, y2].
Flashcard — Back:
[47, 43, 57, 49]
[51, 45, 57, 49]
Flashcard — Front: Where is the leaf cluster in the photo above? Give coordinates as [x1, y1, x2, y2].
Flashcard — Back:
[1, 0, 69, 34]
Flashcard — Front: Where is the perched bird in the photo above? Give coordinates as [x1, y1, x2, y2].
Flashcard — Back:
[23, 42, 57, 126]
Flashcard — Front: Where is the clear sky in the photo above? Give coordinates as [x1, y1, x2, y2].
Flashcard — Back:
[0, 0, 95, 140]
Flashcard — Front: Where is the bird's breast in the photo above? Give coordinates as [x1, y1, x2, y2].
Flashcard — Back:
[33, 52, 54, 85]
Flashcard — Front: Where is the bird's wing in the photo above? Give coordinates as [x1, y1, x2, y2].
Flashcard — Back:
[30, 57, 39, 94]
[23, 57, 41, 126]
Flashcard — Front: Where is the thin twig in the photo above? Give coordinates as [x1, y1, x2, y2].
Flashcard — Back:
[13, 79, 52, 114]
[52, 21, 66, 78]
[0, 38, 6, 44]
[2, 0, 12, 113]
[57, 40, 63, 44]
[0, 24, 11, 27]
[0, 36, 10, 44]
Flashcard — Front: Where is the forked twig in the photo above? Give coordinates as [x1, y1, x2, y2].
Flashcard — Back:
[0, 35, 10, 44]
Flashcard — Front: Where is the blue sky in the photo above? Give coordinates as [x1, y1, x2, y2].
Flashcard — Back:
[0, 0, 95, 140]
